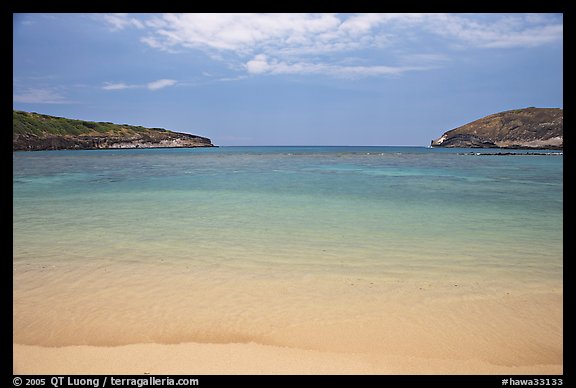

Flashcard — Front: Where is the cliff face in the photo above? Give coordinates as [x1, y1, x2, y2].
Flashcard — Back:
[13, 132, 214, 151]
[431, 108, 563, 149]
[13, 110, 215, 151]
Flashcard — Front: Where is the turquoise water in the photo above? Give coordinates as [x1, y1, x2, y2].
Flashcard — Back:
[13, 147, 563, 347]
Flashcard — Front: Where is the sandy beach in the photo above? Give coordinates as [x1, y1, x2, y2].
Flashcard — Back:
[13, 147, 563, 375]
[13, 341, 561, 375]
[13, 10, 564, 376]
[13, 291, 562, 375]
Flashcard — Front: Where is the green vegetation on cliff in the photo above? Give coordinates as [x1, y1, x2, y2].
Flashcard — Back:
[13, 110, 170, 137]
[13, 110, 214, 151]
[431, 107, 563, 149]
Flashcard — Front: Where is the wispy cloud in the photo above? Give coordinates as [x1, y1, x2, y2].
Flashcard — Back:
[101, 79, 177, 91]
[101, 13, 144, 31]
[244, 54, 428, 78]
[100, 13, 563, 78]
[147, 79, 177, 90]
[423, 13, 563, 49]
[13, 87, 72, 104]
[102, 82, 134, 90]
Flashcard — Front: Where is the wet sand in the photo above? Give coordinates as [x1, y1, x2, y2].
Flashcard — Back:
[13, 286, 562, 374]
[14, 340, 561, 375]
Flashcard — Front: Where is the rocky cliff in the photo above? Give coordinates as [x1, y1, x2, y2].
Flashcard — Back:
[431, 108, 563, 149]
[13, 110, 215, 151]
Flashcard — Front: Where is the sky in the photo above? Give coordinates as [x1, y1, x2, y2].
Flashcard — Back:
[13, 13, 563, 146]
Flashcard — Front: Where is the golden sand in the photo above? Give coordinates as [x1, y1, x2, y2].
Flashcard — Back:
[13, 290, 562, 374]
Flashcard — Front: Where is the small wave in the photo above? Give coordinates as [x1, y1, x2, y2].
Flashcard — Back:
[459, 151, 563, 156]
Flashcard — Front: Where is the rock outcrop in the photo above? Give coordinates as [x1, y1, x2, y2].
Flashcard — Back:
[431, 108, 562, 149]
[13, 110, 215, 151]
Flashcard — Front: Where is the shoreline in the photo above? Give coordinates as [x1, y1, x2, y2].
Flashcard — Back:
[13, 342, 562, 375]
[13, 291, 563, 375]
[13, 262, 563, 375]
[13, 146, 563, 375]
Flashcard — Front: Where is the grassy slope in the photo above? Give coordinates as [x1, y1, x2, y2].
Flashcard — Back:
[13, 110, 169, 138]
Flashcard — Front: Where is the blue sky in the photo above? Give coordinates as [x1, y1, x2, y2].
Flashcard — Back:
[13, 13, 563, 146]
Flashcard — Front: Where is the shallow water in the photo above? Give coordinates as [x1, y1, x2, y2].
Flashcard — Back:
[13, 147, 563, 364]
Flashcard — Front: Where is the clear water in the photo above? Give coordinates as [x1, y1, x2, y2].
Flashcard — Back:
[13, 147, 563, 351]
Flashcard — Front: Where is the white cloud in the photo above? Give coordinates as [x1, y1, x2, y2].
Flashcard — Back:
[135, 13, 561, 54]
[101, 13, 563, 78]
[13, 87, 71, 104]
[245, 54, 271, 74]
[140, 13, 357, 55]
[421, 13, 563, 49]
[332, 64, 427, 77]
[102, 13, 144, 31]
[147, 79, 177, 90]
[101, 79, 177, 91]
[102, 82, 133, 90]
[338, 13, 423, 35]
[244, 55, 428, 78]
[478, 24, 563, 48]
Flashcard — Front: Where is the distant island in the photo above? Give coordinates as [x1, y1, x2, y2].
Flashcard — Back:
[13, 110, 215, 151]
[431, 107, 562, 149]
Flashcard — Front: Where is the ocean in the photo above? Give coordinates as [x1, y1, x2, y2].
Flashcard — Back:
[13, 146, 563, 365]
